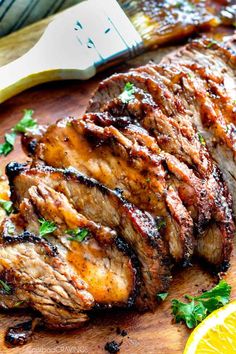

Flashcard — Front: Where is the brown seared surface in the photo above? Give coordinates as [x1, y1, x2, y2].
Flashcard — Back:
[87, 39, 235, 269]
[160, 38, 236, 212]
[0, 215, 94, 329]
[32, 113, 194, 264]
[25, 184, 138, 308]
[6, 162, 171, 310]
[0, 182, 139, 328]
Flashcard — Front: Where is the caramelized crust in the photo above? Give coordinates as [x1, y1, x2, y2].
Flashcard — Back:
[7, 162, 171, 310]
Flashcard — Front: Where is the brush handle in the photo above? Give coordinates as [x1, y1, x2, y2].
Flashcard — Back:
[0, 43, 96, 103]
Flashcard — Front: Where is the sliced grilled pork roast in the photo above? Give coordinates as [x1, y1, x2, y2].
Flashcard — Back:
[0, 182, 141, 327]
[31, 113, 194, 264]
[27, 107, 234, 269]
[6, 162, 171, 310]
[87, 59, 235, 269]
[88, 38, 236, 198]
[26, 184, 138, 308]
[1, 36, 235, 333]
[159, 38, 236, 213]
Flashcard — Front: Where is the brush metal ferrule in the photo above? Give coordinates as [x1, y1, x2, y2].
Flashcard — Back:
[73, 0, 144, 70]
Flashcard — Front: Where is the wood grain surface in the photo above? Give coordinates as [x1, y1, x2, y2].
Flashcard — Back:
[0, 13, 235, 354]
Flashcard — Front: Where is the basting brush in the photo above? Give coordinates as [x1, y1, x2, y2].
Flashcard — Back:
[0, 0, 220, 103]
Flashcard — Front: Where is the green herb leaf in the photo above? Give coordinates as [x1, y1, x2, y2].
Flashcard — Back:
[13, 301, 25, 308]
[119, 82, 136, 104]
[157, 292, 168, 301]
[207, 40, 218, 48]
[193, 280, 231, 306]
[13, 109, 37, 133]
[38, 218, 57, 237]
[0, 279, 11, 294]
[6, 223, 15, 235]
[0, 199, 13, 215]
[67, 228, 89, 243]
[172, 280, 231, 328]
[156, 218, 166, 231]
[197, 132, 206, 146]
[0, 132, 16, 156]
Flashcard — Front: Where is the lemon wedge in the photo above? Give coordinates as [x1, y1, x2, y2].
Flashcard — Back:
[184, 300, 236, 354]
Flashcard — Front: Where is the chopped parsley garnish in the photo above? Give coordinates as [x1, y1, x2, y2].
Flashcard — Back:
[207, 40, 218, 48]
[0, 132, 16, 156]
[13, 109, 37, 133]
[67, 228, 89, 243]
[38, 218, 57, 237]
[157, 292, 168, 301]
[119, 82, 136, 104]
[0, 109, 37, 157]
[156, 218, 166, 231]
[6, 223, 15, 235]
[13, 301, 25, 308]
[172, 280, 231, 329]
[0, 199, 13, 215]
[197, 132, 206, 145]
[0, 279, 11, 294]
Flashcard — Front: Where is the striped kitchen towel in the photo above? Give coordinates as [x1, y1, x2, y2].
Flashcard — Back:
[0, 0, 81, 37]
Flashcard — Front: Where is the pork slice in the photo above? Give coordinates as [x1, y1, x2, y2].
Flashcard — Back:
[87, 71, 211, 176]
[6, 162, 171, 309]
[25, 183, 139, 309]
[0, 215, 94, 329]
[160, 38, 236, 213]
[87, 68, 235, 270]
[32, 113, 194, 264]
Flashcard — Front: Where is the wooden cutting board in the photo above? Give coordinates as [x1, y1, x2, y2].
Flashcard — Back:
[0, 14, 235, 354]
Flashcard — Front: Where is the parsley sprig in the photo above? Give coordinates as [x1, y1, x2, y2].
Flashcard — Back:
[0, 199, 13, 215]
[67, 228, 89, 243]
[157, 292, 168, 301]
[119, 82, 136, 104]
[13, 109, 37, 133]
[0, 109, 37, 157]
[156, 217, 166, 231]
[0, 132, 16, 156]
[207, 39, 218, 48]
[172, 280, 231, 328]
[197, 132, 206, 146]
[0, 279, 11, 295]
[38, 218, 57, 237]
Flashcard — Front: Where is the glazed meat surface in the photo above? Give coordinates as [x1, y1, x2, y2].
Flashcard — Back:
[0, 216, 94, 329]
[0, 183, 139, 327]
[160, 39, 236, 213]
[7, 162, 171, 310]
[87, 40, 235, 269]
[32, 113, 194, 264]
